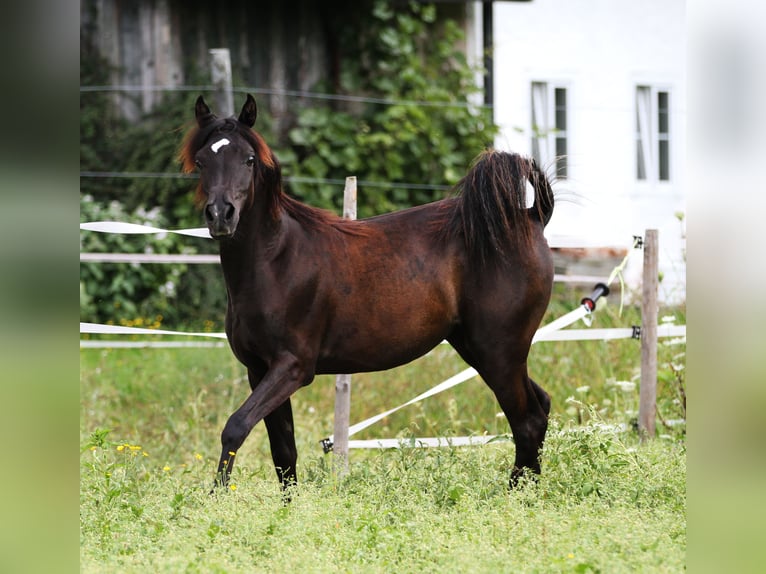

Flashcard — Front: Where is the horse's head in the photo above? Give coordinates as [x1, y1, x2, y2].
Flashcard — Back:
[186, 94, 274, 240]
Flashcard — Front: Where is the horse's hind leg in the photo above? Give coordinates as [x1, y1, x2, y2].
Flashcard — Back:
[482, 362, 548, 481]
[490, 363, 550, 485]
[448, 335, 549, 486]
[264, 398, 297, 490]
[530, 376, 551, 416]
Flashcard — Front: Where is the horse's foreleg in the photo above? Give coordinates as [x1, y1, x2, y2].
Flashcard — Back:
[213, 354, 309, 489]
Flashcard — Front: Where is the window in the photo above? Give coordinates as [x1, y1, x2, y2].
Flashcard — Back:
[636, 86, 671, 182]
[531, 82, 568, 179]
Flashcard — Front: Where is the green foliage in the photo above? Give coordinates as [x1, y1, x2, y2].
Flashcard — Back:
[542, 413, 686, 510]
[79, 197, 194, 327]
[80, 297, 686, 571]
[80, 87, 202, 225]
[285, 1, 497, 217]
[80, 2, 498, 327]
[80, 343, 686, 571]
[79, 67, 127, 203]
[80, 46, 228, 329]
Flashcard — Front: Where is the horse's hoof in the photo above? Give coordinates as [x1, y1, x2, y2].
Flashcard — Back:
[509, 468, 524, 489]
[209, 479, 228, 495]
[509, 466, 540, 489]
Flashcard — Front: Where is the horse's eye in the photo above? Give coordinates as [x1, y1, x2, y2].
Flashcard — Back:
[194, 159, 203, 170]
[245, 156, 255, 167]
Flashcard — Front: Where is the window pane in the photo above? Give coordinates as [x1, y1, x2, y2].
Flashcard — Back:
[532, 138, 541, 164]
[636, 86, 651, 181]
[554, 88, 567, 130]
[531, 82, 548, 165]
[556, 137, 567, 179]
[658, 91, 669, 134]
[554, 87, 567, 107]
[658, 91, 670, 180]
[659, 140, 670, 180]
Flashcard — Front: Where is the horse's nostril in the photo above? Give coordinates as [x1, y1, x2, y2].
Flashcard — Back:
[205, 202, 235, 225]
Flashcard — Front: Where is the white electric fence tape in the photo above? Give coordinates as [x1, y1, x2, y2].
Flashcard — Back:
[323, 320, 685, 448]
[349, 435, 511, 450]
[324, 304, 596, 446]
[79, 324, 685, 348]
[79, 341, 226, 349]
[80, 221, 634, 250]
[79, 322, 228, 339]
[346, 422, 633, 451]
[79, 222, 684, 449]
[532, 305, 590, 343]
[80, 221, 211, 238]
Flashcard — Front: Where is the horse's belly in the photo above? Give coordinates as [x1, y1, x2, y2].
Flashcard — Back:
[316, 294, 456, 374]
[315, 332, 445, 374]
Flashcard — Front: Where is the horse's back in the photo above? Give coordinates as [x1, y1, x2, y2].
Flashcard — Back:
[314, 201, 465, 372]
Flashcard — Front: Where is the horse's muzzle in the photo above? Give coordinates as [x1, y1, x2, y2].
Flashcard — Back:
[205, 202, 237, 239]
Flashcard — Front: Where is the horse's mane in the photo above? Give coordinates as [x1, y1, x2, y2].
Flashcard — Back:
[179, 118, 367, 235]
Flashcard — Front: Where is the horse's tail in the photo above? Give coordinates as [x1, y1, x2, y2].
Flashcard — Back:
[451, 150, 554, 264]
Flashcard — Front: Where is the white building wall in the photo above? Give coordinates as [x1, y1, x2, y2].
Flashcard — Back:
[490, 0, 686, 303]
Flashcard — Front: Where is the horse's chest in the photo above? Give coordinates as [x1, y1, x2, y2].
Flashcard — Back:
[225, 308, 275, 366]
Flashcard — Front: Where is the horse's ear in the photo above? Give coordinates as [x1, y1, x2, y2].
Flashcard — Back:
[238, 94, 257, 128]
[195, 96, 216, 127]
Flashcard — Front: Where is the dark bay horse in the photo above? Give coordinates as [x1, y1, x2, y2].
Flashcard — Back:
[180, 94, 555, 490]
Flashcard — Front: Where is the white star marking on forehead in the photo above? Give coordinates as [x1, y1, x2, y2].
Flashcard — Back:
[210, 138, 230, 153]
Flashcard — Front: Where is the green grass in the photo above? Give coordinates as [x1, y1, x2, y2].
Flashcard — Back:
[80, 299, 686, 572]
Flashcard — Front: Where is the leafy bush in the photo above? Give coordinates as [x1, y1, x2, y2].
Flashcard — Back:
[80, 1, 497, 327]
[80, 197, 195, 328]
[285, 1, 497, 217]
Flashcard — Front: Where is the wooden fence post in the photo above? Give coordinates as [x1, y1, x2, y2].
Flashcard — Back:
[639, 229, 658, 440]
[209, 48, 233, 118]
[333, 177, 357, 474]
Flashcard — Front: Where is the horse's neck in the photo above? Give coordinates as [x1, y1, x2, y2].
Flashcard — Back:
[218, 208, 287, 291]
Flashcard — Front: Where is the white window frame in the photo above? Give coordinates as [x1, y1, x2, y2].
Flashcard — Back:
[636, 85, 672, 183]
[531, 81, 569, 179]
